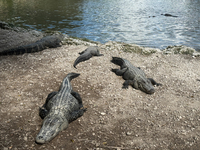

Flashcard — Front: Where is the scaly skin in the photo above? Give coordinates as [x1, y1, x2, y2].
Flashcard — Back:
[111, 57, 162, 94]
[0, 35, 62, 56]
[73, 46, 103, 68]
[35, 73, 87, 144]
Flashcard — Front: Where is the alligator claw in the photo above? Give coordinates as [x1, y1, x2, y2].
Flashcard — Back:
[81, 107, 87, 112]
[156, 83, 162, 86]
[122, 86, 128, 89]
[39, 107, 48, 119]
[111, 69, 117, 72]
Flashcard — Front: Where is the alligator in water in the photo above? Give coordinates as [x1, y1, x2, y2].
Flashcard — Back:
[73, 46, 103, 68]
[35, 72, 87, 144]
[161, 13, 178, 17]
[149, 13, 178, 18]
[0, 35, 62, 56]
[111, 57, 162, 94]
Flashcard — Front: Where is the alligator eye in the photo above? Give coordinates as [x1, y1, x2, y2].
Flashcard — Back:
[38, 136, 43, 139]
[50, 130, 55, 136]
[50, 118, 59, 127]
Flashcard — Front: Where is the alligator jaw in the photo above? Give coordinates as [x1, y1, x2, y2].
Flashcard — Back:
[138, 80, 155, 94]
[35, 115, 68, 144]
[146, 88, 155, 94]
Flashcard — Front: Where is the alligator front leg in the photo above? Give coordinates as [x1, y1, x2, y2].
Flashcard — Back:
[96, 54, 104, 56]
[95, 50, 104, 56]
[111, 68, 127, 76]
[71, 91, 83, 108]
[122, 80, 137, 89]
[148, 78, 162, 86]
[69, 108, 87, 123]
[39, 107, 49, 119]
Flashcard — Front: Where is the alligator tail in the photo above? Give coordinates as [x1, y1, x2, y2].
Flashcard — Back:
[66, 72, 80, 81]
[73, 52, 92, 68]
[0, 47, 25, 56]
[0, 44, 40, 56]
[111, 57, 125, 66]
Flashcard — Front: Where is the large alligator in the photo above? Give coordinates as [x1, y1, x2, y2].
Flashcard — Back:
[111, 57, 162, 94]
[0, 35, 62, 56]
[35, 72, 87, 144]
[73, 46, 103, 68]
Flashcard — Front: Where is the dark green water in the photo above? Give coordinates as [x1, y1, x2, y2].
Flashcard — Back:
[0, 0, 200, 50]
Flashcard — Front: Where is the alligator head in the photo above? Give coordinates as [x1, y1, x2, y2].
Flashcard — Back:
[35, 115, 68, 144]
[136, 78, 155, 94]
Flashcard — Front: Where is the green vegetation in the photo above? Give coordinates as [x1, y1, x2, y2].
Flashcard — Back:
[164, 45, 195, 55]
[70, 36, 99, 44]
[62, 36, 99, 45]
[121, 43, 157, 55]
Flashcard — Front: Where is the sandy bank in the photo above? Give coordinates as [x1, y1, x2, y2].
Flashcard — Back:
[0, 29, 200, 150]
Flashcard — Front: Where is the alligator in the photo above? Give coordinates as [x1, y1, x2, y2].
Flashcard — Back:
[161, 13, 178, 17]
[35, 72, 87, 144]
[0, 35, 62, 56]
[111, 57, 162, 94]
[149, 13, 178, 18]
[73, 46, 103, 68]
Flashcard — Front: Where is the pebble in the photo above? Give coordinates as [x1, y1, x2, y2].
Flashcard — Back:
[126, 132, 132, 136]
[100, 112, 106, 115]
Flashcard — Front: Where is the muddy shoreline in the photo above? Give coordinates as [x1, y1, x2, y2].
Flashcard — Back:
[0, 26, 200, 150]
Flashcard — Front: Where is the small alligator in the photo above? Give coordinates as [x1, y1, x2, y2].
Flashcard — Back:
[35, 72, 87, 144]
[149, 13, 178, 18]
[0, 35, 62, 56]
[111, 57, 162, 94]
[73, 46, 103, 68]
[161, 13, 178, 17]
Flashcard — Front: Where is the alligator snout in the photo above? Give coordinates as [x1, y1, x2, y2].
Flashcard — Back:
[35, 135, 46, 144]
[146, 88, 155, 94]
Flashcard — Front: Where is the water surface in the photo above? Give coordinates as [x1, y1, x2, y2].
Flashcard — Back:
[0, 0, 200, 50]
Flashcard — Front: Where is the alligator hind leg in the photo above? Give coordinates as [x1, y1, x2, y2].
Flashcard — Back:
[111, 68, 127, 76]
[39, 91, 58, 119]
[148, 78, 162, 86]
[78, 50, 86, 55]
[69, 108, 87, 123]
[71, 91, 83, 108]
[42, 91, 58, 108]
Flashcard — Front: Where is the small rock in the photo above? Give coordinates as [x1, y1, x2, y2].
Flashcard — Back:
[126, 132, 132, 136]
[100, 112, 106, 115]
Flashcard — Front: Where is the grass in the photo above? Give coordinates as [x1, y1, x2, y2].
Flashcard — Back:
[121, 43, 157, 55]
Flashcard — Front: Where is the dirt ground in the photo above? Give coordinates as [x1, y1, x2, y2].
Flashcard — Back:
[0, 34, 200, 150]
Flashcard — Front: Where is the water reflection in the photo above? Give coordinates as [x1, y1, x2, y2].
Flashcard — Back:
[0, 0, 83, 31]
[0, 0, 200, 50]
